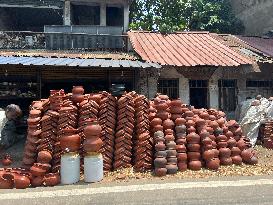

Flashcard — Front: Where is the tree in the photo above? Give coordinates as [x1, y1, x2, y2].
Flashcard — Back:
[129, 0, 244, 34]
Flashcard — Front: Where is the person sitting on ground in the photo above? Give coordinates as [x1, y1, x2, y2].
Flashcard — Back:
[0, 104, 26, 152]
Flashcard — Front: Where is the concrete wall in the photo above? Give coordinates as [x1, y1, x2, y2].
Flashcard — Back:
[230, 0, 273, 35]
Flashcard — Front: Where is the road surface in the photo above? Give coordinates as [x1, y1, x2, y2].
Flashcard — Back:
[0, 175, 273, 205]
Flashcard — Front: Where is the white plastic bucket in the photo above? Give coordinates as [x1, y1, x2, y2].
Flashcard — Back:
[84, 153, 103, 183]
[61, 152, 80, 185]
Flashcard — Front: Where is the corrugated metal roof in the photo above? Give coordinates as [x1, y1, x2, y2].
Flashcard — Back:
[236, 36, 273, 58]
[0, 56, 161, 69]
[128, 31, 253, 67]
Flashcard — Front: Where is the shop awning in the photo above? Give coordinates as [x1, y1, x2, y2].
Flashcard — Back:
[0, 56, 161, 69]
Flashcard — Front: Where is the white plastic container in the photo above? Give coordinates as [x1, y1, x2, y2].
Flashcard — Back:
[61, 152, 80, 185]
[84, 153, 103, 183]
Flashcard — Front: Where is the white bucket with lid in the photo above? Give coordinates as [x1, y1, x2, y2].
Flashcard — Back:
[84, 153, 103, 183]
[61, 152, 80, 185]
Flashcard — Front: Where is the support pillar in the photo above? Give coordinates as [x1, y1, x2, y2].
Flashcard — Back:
[179, 77, 190, 104]
[64, 0, 71, 26]
[123, 3, 130, 32]
[209, 77, 219, 109]
[100, 2, 107, 26]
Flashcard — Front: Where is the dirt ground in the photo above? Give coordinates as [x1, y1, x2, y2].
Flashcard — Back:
[1, 142, 273, 183]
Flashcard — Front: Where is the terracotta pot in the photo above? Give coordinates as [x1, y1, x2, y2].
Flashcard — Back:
[202, 136, 212, 145]
[200, 112, 209, 120]
[71, 94, 84, 103]
[1, 155, 12, 166]
[155, 142, 166, 151]
[175, 125, 187, 134]
[167, 149, 177, 158]
[176, 144, 187, 153]
[186, 133, 200, 144]
[167, 157, 178, 164]
[206, 158, 220, 170]
[37, 151, 52, 164]
[154, 131, 164, 138]
[175, 118, 186, 126]
[14, 174, 30, 189]
[187, 152, 201, 161]
[165, 134, 175, 142]
[170, 114, 182, 121]
[234, 127, 243, 136]
[217, 141, 228, 149]
[227, 138, 237, 148]
[225, 131, 234, 139]
[166, 141, 176, 150]
[83, 121, 102, 137]
[151, 118, 162, 127]
[202, 150, 215, 161]
[44, 173, 60, 187]
[163, 119, 175, 130]
[89, 94, 102, 105]
[154, 168, 167, 177]
[0, 173, 14, 189]
[188, 160, 202, 171]
[156, 111, 170, 121]
[72, 86, 84, 95]
[186, 120, 195, 128]
[170, 99, 182, 107]
[241, 149, 255, 162]
[166, 164, 178, 174]
[230, 146, 241, 156]
[154, 136, 165, 144]
[219, 148, 231, 158]
[31, 176, 44, 187]
[155, 151, 167, 158]
[206, 127, 214, 134]
[248, 156, 258, 165]
[220, 157, 233, 166]
[185, 111, 194, 117]
[30, 164, 47, 177]
[231, 155, 242, 165]
[187, 143, 201, 152]
[213, 149, 219, 157]
[217, 118, 225, 127]
[178, 162, 187, 171]
[154, 157, 167, 168]
[152, 125, 164, 133]
[170, 106, 183, 114]
[83, 138, 103, 152]
[165, 129, 174, 135]
[176, 137, 187, 145]
[187, 126, 196, 133]
[177, 153, 187, 161]
[60, 133, 81, 152]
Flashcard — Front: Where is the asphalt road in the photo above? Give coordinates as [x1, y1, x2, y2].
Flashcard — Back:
[1, 176, 273, 205]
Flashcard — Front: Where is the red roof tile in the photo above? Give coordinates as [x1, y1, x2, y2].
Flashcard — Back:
[236, 36, 273, 58]
[128, 31, 252, 67]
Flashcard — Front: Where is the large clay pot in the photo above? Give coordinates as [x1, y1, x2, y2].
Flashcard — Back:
[156, 111, 170, 121]
[177, 153, 187, 161]
[241, 149, 255, 162]
[14, 174, 30, 189]
[206, 158, 220, 170]
[60, 133, 81, 152]
[219, 148, 231, 158]
[202, 150, 215, 161]
[44, 173, 60, 187]
[31, 176, 44, 187]
[188, 160, 202, 171]
[176, 144, 187, 153]
[170, 99, 182, 107]
[227, 138, 237, 148]
[0, 173, 14, 189]
[83, 138, 103, 152]
[83, 121, 102, 138]
[30, 163, 48, 177]
[71, 94, 84, 103]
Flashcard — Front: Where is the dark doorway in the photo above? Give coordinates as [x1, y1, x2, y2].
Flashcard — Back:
[219, 79, 237, 112]
[189, 80, 208, 109]
[106, 6, 123, 26]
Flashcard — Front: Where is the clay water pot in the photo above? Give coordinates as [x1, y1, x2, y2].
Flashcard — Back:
[31, 176, 44, 187]
[231, 147, 241, 156]
[167, 157, 178, 164]
[163, 119, 174, 130]
[155, 101, 168, 111]
[206, 158, 220, 170]
[178, 162, 187, 171]
[152, 125, 164, 133]
[185, 111, 194, 117]
[216, 135, 227, 142]
[30, 164, 48, 177]
[186, 120, 195, 128]
[175, 118, 186, 126]
[83, 121, 102, 137]
[170, 99, 182, 107]
[187, 152, 201, 161]
[225, 131, 234, 139]
[219, 148, 231, 158]
[237, 139, 248, 151]
[202, 150, 215, 161]
[165, 129, 174, 135]
[166, 141, 176, 150]
[188, 160, 202, 171]
[217, 118, 225, 127]
[154, 157, 167, 168]
[60, 134, 81, 152]
[156, 111, 170, 121]
[165, 134, 175, 142]
[154, 130, 164, 138]
[217, 141, 228, 149]
[186, 133, 200, 144]
[0, 173, 14, 189]
[167, 149, 177, 158]
[206, 127, 214, 134]
[89, 94, 102, 104]
[44, 173, 60, 187]
[71, 94, 84, 103]
[232, 155, 243, 165]
[200, 131, 210, 139]
[248, 156, 258, 165]
[220, 157, 233, 166]
[213, 149, 219, 157]
[234, 127, 243, 136]
[155, 142, 166, 151]
[151, 118, 162, 127]
[154, 168, 167, 177]
[72, 86, 84, 95]
[14, 174, 30, 189]
[177, 153, 187, 161]
[154, 136, 165, 144]
[155, 151, 167, 158]
[166, 164, 178, 174]
[187, 126, 196, 133]
[187, 143, 200, 152]
[176, 144, 187, 153]
[209, 115, 216, 121]
[37, 151, 52, 164]
[176, 137, 187, 145]
[202, 136, 212, 145]
[175, 125, 187, 134]
[241, 149, 255, 162]
[227, 138, 237, 148]
[83, 138, 103, 152]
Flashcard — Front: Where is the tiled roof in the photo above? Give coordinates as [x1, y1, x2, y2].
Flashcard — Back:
[128, 31, 253, 67]
[0, 0, 62, 8]
[236, 36, 273, 58]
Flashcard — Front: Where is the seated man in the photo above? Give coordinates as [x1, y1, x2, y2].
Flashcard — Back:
[0, 104, 27, 152]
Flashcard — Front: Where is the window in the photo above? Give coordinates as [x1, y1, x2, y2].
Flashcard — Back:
[158, 79, 179, 99]
[246, 80, 273, 88]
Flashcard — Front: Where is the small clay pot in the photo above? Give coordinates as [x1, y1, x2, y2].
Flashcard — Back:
[178, 162, 187, 171]
[187, 152, 201, 161]
[187, 143, 201, 152]
[154, 157, 167, 168]
[37, 151, 52, 164]
[175, 125, 187, 134]
[154, 168, 167, 177]
[227, 138, 237, 148]
[166, 164, 178, 174]
[155, 151, 167, 158]
[165, 129, 174, 135]
[167, 149, 177, 158]
[60, 134, 81, 152]
[83, 138, 103, 152]
[177, 153, 187, 162]
[166, 141, 176, 150]
[186, 133, 200, 144]
[44, 173, 60, 187]
[231, 147, 241, 156]
[72, 86, 84, 95]
[155, 142, 166, 151]
[219, 148, 231, 158]
[175, 118, 186, 126]
[0, 173, 14, 189]
[167, 157, 178, 164]
[163, 119, 175, 130]
[206, 158, 220, 170]
[176, 144, 187, 153]
[231, 155, 243, 165]
[220, 157, 233, 166]
[14, 174, 30, 189]
[165, 134, 175, 142]
[202, 150, 215, 161]
[151, 118, 162, 127]
[83, 121, 102, 137]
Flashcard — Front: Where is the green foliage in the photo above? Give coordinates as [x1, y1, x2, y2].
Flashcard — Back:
[129, 0, 244, 34]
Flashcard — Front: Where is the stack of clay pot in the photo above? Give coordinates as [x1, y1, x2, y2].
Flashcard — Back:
[83, 119, 103, 153]
[227, 120, 257, 165]
[49, 90, 65, 111]
[153, 130, 167, 176]
[40, 110, 59, 173]
[175, 118, 188, 171]
[263, 121, 273, 149]
[133, 95, 153, 172]
[78, 98, 100, 172]
[22, 107, 42, 168]
[113, 93, 135, 170]
[0, 168, 32, 189]
[71, 86, 85, 104]
[99, 92, 117, 171]
[170, 99, 184, 121]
